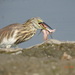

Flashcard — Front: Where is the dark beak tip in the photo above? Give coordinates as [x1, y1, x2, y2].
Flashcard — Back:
[43, 22, 53, 30]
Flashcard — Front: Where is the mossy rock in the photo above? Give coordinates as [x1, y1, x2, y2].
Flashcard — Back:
[0, 39, 75, 75]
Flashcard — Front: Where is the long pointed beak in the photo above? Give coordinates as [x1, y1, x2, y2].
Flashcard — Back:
[42, 22, 53, 29]
[39, 22, 55, 40]
[39, 22, 55, 33]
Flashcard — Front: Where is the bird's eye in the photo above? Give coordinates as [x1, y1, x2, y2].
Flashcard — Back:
[39, 23, 44, 26]
[38, 22, 42, 24]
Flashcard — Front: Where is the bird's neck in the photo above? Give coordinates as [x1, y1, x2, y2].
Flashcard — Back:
[23, 21, 38, 30]
[23, 22, 37, 34]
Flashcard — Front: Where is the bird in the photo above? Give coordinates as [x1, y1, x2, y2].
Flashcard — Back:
[0, 17, 55, 48]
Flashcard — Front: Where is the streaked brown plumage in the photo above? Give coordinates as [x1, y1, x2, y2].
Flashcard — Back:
[0, 17, 55, 48]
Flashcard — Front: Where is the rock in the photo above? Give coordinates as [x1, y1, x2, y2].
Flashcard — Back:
[61, 52, 72, 60]
[45, 39, 62, 44]
[0, 39, 75, 75]
[0, 48, 22, 53]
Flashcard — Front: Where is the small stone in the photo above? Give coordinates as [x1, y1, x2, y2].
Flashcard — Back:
[33, 73, 39, 75]
[61, 52, 72, 60]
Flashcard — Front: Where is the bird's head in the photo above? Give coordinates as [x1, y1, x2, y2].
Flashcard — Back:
[31, 17, 56, 40]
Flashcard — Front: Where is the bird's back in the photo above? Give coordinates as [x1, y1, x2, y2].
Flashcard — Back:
[0, 23, 22, 42]
[0, 23, 23, 47]
[0, 22, 37, 48]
